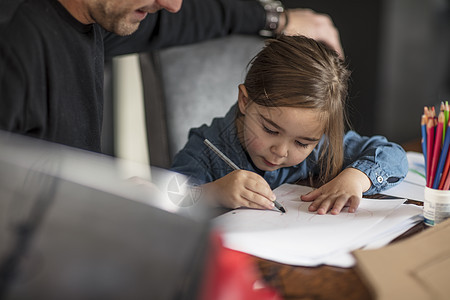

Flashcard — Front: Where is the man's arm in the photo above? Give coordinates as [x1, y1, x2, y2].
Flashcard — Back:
[104, 0, 265, 57]
[104, 0, 344, 61]
[0, 47, 27, 135]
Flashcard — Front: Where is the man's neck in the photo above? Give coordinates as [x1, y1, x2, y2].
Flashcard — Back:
[57, 0, 94, 24]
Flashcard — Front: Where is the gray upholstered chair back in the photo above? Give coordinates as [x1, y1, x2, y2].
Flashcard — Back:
[139, 35, 264, 168]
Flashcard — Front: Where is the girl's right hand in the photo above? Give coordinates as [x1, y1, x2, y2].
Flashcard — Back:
[202, 170, 276, 210]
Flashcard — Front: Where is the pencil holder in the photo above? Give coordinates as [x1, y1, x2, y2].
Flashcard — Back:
[423, 187, 450, 226]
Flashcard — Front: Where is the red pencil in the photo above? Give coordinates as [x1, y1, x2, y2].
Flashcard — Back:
[443, 165, 450, 190]
[438, 121, 450, 190]
[429, 113, 444, 187]
[438, 163, 450, 189]
[426, 117, 435, 187]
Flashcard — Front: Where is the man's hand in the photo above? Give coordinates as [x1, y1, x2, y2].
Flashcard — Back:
[280, 8, 344, 58]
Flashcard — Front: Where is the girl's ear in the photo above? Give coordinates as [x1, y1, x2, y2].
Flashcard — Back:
[238, 84, 250, 115]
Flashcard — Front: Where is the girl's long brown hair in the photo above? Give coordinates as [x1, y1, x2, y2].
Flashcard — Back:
[241, 35, 351, 184]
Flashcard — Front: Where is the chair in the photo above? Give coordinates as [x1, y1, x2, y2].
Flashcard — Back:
[139, 35, 265, 168]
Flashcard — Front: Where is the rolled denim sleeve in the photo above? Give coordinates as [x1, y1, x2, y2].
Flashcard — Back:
[343, 131, 408, 195]
[170, 135, 214, 186]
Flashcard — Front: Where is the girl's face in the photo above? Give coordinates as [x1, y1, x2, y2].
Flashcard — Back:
[237, 85, 324, 171]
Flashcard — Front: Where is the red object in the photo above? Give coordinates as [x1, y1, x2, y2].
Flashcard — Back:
[200, 232, 281, 300]
[429, 116, 444, 187]
[426, 117, 436, 187]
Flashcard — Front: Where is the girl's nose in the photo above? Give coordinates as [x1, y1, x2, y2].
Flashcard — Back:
[271, 143, 288, 158]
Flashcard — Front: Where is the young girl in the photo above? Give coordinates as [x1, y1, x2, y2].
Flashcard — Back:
[170, 35, 408, 215]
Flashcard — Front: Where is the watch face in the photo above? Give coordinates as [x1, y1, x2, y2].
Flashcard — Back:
[258, 0, 285, 37]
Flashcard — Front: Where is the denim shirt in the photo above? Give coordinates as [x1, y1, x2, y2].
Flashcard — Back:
[171, 104, 408, 195]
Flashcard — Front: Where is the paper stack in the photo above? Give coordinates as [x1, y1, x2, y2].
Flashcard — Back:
[213, 184, 423, 268]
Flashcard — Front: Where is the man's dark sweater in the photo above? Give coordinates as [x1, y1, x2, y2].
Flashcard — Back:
[0, 0, 265, 152]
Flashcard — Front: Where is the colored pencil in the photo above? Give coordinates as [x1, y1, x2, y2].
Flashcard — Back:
[441, 102, 445, 144]
[438, 165, 450, 190]
[438, 131, 450, 189]
[444, 102, 449, 144]
[421, 114, 427, 170]
[443, 164, 450, 190]
[428, 113, 443, 187]
[421, 104, 450, 190]
[426, 117, 436, 187]
[424, 106, 430, 118]
[433, 118, 450, 188]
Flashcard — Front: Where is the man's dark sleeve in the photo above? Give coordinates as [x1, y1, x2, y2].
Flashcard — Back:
[0, 47, 27, 134]
[104, 0, 266, 57]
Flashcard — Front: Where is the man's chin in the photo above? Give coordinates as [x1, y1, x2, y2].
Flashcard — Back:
[113, 22, 140, 36]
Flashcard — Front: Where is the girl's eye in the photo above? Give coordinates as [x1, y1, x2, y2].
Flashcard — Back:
[263, 125, 278, 135]
[295, 140, 309, 149]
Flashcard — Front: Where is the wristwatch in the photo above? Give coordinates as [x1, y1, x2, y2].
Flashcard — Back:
[258, 0, 285, 37]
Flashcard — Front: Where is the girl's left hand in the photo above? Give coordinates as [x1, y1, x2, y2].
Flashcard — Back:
[300, 168, 371, 215]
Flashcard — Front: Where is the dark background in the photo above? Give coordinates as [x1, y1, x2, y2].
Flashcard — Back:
[102, 0, 450, 157]
[283, 0, 450, 144]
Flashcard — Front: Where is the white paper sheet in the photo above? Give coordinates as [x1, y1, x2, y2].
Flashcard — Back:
[213, 184, 423, 267]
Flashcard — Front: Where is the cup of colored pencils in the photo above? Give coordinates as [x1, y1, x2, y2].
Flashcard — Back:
[422, 102, 450, 226]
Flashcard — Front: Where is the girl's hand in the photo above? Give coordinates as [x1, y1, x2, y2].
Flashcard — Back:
[202, 170, 276, 210]
[300, 168, 371, 215]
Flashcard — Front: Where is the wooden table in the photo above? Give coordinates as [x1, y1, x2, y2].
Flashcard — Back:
[255, 220, 426, 300]
[254, 140, 425, 299]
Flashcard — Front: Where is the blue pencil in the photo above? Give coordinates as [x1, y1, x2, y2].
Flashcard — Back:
[433, 119, 450, 189]
[421, 114, 427, 170]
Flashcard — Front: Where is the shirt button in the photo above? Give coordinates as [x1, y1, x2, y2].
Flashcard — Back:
[377, 176, 384, 183]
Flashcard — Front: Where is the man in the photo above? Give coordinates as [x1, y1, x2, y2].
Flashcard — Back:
[0, 0, 342, 153]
